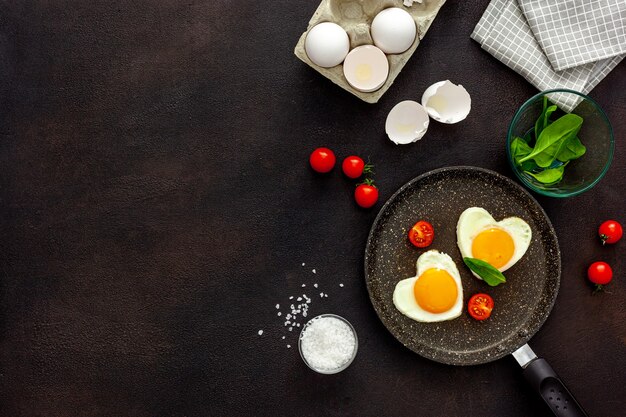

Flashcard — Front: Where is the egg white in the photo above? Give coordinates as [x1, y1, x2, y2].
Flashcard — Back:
[456, 207, 532, 277]
[393, 250, 463, 323]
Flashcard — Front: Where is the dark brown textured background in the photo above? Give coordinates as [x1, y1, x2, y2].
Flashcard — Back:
[0, 1, 624, 416]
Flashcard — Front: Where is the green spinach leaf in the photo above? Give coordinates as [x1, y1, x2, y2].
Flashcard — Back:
[510, 137, 538, 171]
[534, 96, 548, 141]
[519, 113, 583, 165]
[534, 98, 557, 140]
[510, 137, 532, 161]
[533, 133, 574, 168]
[463, 257, 506, 287]
[525, 165, 566, 184]
[556, 135, 586, 162]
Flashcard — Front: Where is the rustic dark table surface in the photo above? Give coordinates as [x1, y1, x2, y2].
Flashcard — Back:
[1, 1, 625, 416]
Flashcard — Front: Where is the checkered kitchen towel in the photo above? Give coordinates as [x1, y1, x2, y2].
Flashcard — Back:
[472, 0, 624, 111]
[519, 0, 626, 71]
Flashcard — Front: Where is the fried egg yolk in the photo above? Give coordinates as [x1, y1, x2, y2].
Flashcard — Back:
[471, 227, 515, 269]
[413, 268, 458, 313]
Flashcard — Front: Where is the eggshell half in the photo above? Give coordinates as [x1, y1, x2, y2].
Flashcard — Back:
[421, 80, 471, 124]
[385, 100, 430, 145]
[343, 45, 389, 93]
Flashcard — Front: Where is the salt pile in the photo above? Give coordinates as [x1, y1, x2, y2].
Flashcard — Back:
[300, 315, 357, 372]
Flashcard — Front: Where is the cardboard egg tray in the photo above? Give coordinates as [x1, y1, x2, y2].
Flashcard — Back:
[294, 0, 446, 103]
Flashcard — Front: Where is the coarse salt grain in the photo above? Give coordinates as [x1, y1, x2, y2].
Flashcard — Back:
[300, 316, 356, 372]
[270, 264, 339, 345]
[339, 283, 344, 287]
[258, 330, 263, 336]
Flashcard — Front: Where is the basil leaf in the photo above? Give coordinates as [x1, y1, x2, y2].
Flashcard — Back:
[463, 257, 506, 287]
[556, 135, 586, 162]
[525, 165, 565, 184]
[519, 113, 583, 164]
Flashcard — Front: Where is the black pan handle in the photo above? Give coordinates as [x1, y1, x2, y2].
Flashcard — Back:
[523, 358, 588, 417]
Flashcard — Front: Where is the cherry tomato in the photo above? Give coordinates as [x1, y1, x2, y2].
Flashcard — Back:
[309, 147, 336, 173]
[599, 220, 623, 245]
[408, 220, 435, 248]
[342, 156, 372, 179]
[468, 293, 494, 321]
[587, 261, 613, 287]
[354, 181, 378, 208]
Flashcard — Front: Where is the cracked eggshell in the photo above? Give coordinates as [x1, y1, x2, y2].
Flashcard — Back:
[421, 80, 471, 124]
[385, 100, 430, 145]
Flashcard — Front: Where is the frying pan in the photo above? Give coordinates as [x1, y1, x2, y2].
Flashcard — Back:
[364, 166, 587, 417]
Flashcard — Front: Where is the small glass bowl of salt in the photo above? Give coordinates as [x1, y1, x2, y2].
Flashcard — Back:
[298, 314, 358, 374]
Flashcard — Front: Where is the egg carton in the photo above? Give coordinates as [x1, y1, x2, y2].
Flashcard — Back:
[294, 0, 447, 103]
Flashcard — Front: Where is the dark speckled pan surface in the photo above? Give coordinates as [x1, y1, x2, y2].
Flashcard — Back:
[365, 166, 561, 366]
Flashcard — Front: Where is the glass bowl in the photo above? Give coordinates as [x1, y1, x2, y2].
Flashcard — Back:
[298, 314, 358, 374]
[506, 89, 614, 197]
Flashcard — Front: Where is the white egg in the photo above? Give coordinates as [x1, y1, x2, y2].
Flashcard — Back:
[371, 8, 417, 54]
[456, 207, 532, 278]
[305, 22, 350, 68]
[421, 80, 471, 124]
[393, 250, 463, 323]
[385, 100, 430, 144]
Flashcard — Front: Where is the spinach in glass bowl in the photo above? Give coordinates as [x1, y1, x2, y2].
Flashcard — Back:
[510, 96, 586, 185]
[506, 89, 613, 198]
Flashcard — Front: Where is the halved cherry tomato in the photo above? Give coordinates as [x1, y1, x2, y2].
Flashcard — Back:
[408, 220, 434, 248]
[598, 220, 622, 245]
[354, 180, 378, 208]
[309, 147, 336, 173]
[468, 293, 494, 321]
